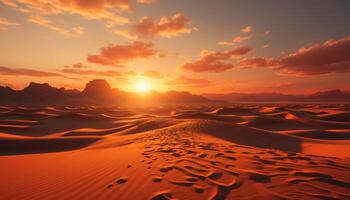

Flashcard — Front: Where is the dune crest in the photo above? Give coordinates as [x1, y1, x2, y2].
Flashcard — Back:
[0, 104, 350, 199]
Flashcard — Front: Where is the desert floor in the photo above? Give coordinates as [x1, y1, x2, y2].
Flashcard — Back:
[0, 104, 349, 200]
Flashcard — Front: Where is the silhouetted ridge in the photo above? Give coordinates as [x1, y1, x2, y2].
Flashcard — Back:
[203, 90, 350, 103]
[0, 79, 218, 106]
[1, 79, 348, 106]
[82, 79, 112, 96]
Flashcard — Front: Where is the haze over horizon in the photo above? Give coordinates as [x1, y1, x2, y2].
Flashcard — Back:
[1, 0, 350, 94]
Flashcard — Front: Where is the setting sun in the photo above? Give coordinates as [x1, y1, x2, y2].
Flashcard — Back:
[135, 79, 152, 93]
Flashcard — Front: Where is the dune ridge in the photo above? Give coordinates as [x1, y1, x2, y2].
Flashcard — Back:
[0, 104, 350, 199]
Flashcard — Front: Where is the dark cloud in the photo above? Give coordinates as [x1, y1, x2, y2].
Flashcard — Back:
[276, 35, 350, 75]
[238, 35, 350, 76]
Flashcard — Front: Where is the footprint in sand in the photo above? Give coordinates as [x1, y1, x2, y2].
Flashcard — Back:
[116, 177, 128, 184]
[160, 166, 173, 172]
[215, 153, 224, 157]
[172, 153, 181, 157]
[223, 155, 237, 160]
[209, 172, 223, 180]
[152, 177, 163, 183]
[198, 153, 208, 158]
[193, 185, 206, 194]
[248, 172, 271, 183]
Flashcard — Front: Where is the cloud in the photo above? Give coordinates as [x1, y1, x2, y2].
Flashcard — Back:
[238, 57, 272, 68]
[87, 41, 162, 67]
[276, 35, 350, 75]
[238, 35, 350, 76]
[1, 0, 140, 25]
[64, 62, 89, 68]
[141, 70, 163, 79]
[27, 15, 84, 37]
[167, 76, 210, 88]
[61, 68, 122, 77]
[261, 44, 269, 49]
[0, 66, 62, 77]
[0, 17, 19, 30]
[242, 26, 252, 33]
[137, 0, 157, 4]
[115, 13, 195, 39]
[218, 35, 251, 46]
[180, 46, 252, 72]
[0, 0, 17, 8]
[124, 71, 138, 76]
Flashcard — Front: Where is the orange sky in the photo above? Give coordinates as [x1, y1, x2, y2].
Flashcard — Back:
[0, 0, 350, 94]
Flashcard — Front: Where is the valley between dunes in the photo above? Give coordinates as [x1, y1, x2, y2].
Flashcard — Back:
[0, 105, 350, 200]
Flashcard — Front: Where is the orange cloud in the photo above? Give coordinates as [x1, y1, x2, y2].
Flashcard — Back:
[0, 17, 19, 30]
[242, 26, 252, 33]
[64, 62, 89, 68]
[141, 70, 163, 79]
[27, 15, 84, 37]
[61, 68, 122, 77]
[180, 46, 252, 72]
[124, 71, 138, 76]
[238, 57, 270, 68]
[276, 35, 350, 75]
[116, 13, 195, 39]
[238, 35, 350, 76]
[218, 35, 251, 46]
[0, 66, 62, 77]
[261, 44, 269, 49]
[87, 41, 162, 67]
[167, 76, 210, 88]
[1, 0, 137, 25]
[136, 0, 157, 4]
[0, 0, 17, 8]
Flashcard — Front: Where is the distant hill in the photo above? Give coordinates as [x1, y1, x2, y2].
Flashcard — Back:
[0, 79, 219, 106]
[2, 80, 349, 106]
[203, 90, 350, 103]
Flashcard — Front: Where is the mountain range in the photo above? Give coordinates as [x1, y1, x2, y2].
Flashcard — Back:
[203, 90, 350, 103]
[1, 79, 349, 106]
[0, 79, 217, 106]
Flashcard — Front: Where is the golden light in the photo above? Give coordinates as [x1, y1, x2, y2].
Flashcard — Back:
[135, 79, 152, 93]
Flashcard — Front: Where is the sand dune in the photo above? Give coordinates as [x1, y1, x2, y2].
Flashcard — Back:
[317, 112, 350, 122]
[0, 136, 100, 155]
[0, 104, 350, 199]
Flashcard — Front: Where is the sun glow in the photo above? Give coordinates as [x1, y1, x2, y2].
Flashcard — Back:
[135, 79, 152, 93]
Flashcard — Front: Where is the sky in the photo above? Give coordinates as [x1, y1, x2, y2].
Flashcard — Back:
[0, 0, 350, 94]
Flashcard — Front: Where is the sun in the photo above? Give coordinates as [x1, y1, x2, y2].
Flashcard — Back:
[135, 79, 152, 93]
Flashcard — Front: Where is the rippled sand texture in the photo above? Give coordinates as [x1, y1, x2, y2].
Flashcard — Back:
[0, 105, 350, 200]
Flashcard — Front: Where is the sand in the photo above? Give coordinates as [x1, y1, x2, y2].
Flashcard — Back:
[0, 105, 349, 199]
